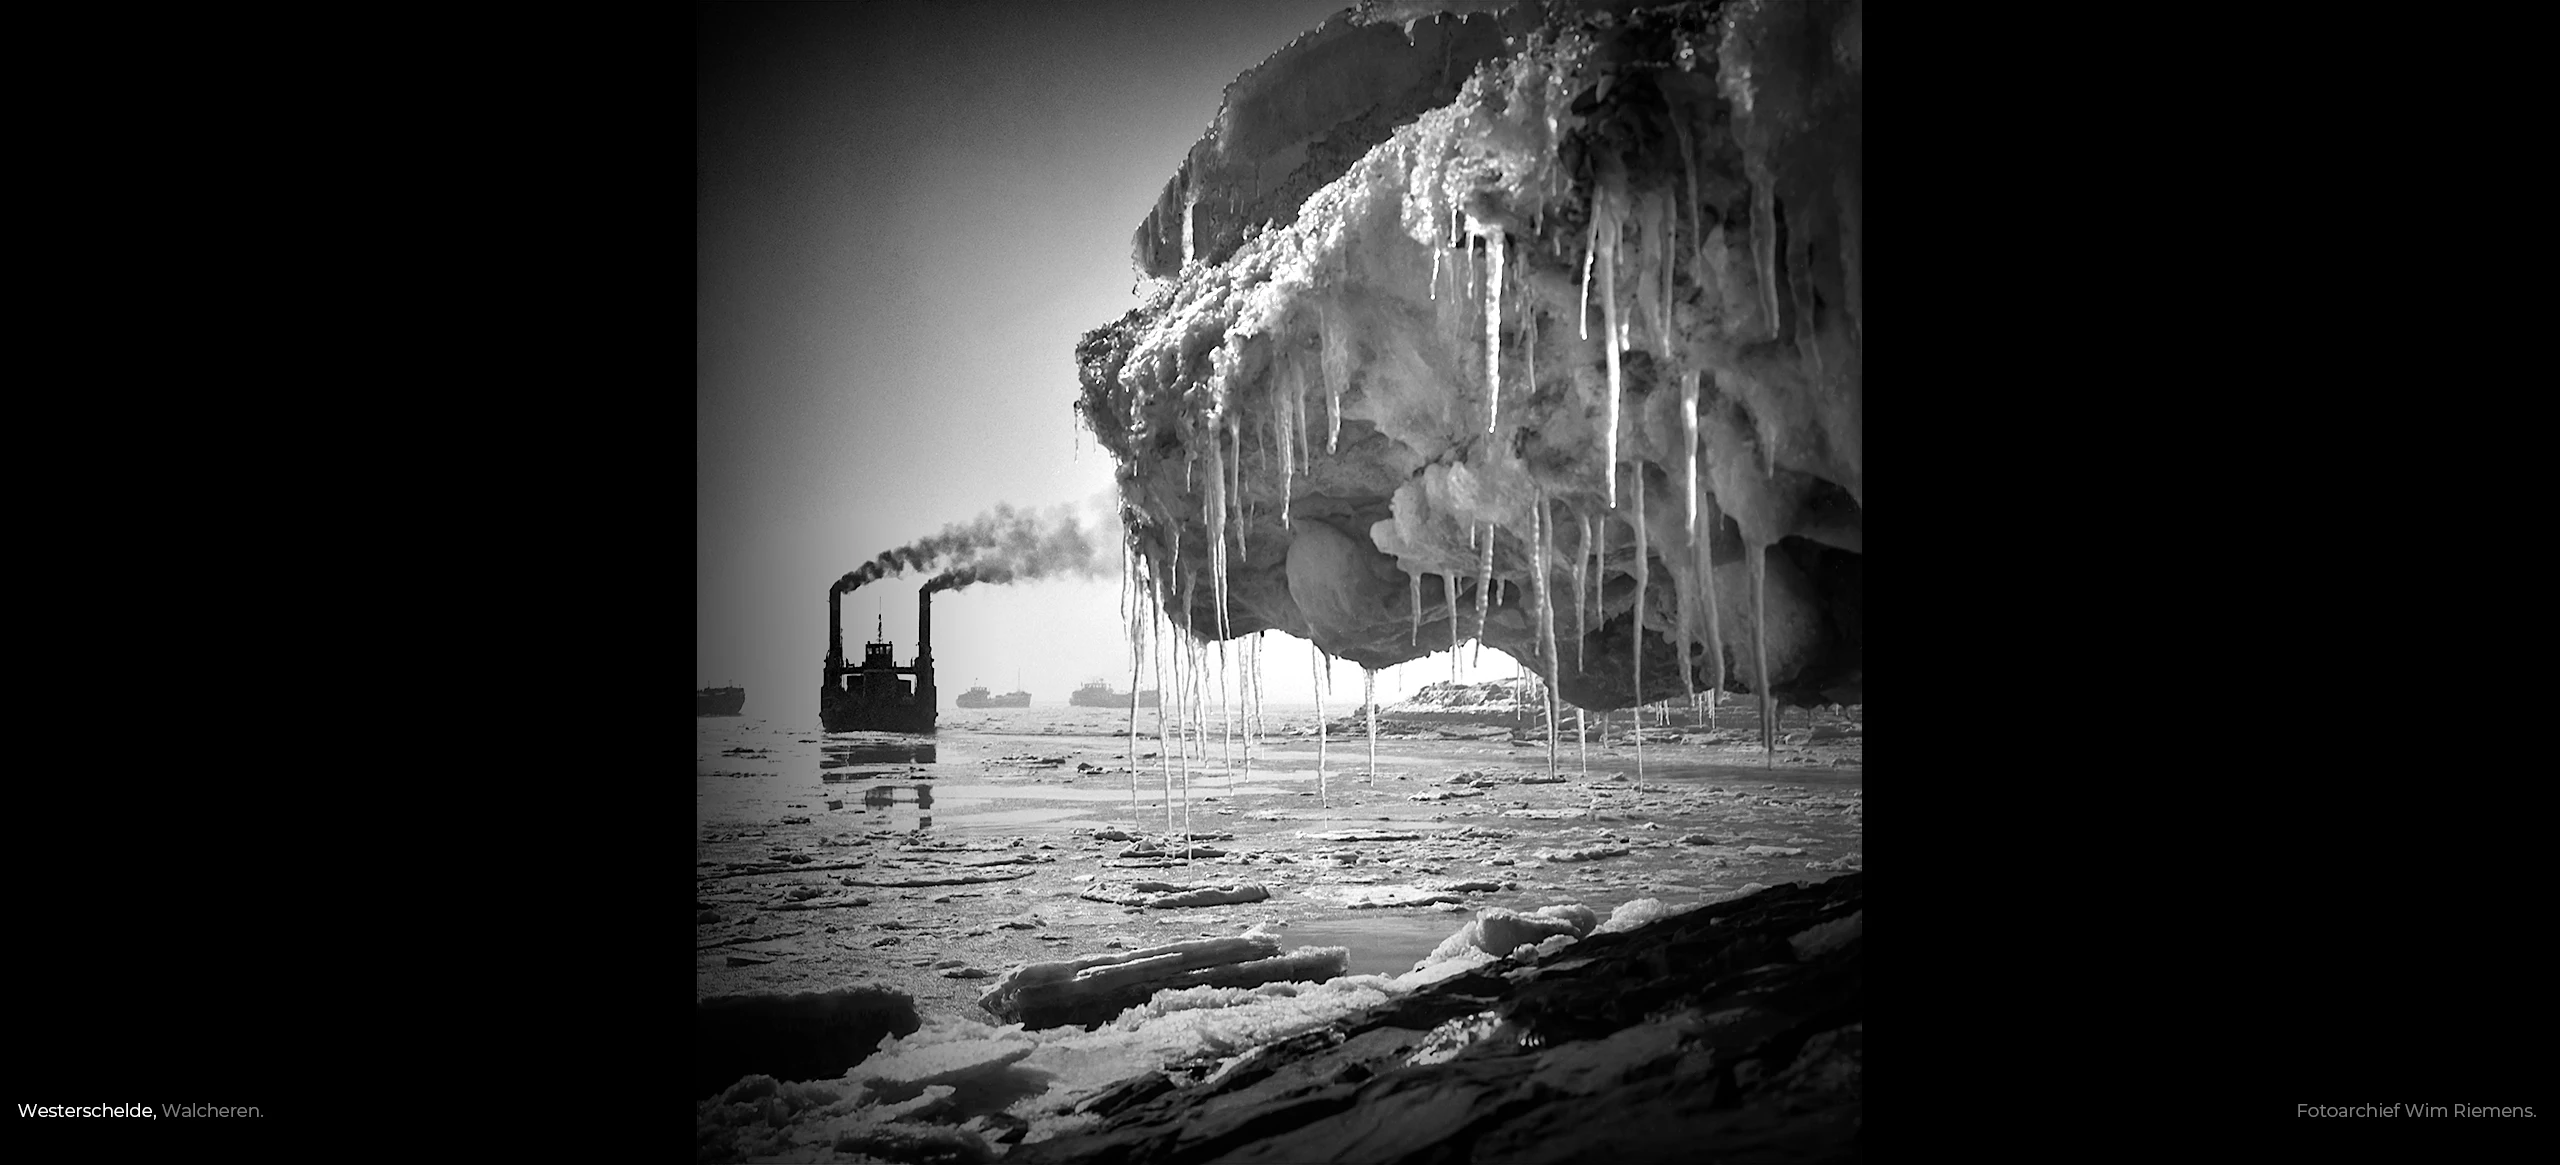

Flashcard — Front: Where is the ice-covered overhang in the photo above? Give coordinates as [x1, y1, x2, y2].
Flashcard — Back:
[1077, 0, 1861, 712]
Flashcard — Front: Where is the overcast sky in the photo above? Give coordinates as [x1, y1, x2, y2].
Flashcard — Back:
[698, 0, 1537, 726]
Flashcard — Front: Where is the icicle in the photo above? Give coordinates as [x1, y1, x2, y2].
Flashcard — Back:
[1177, 637, 1191, 862]
[1156, 609, 1173, 840]
[1461, 213, 1475, 326]
[1752, 540, 1772, 770]
[1575, 706, 1588, 787]
[1409, 570, 1422, 647]
[1701, 490, 1727, 719]
[1322, 307, 1345, 454]
[1220, 638, 1232, 797]
[1591, 508, 1607, 632]
[1579, 217, 1595, 340]
[1523, 271, 1536, 417]
[1363, 668, 1378, 785]
[1444, 573, 1461, 684]
[1474, 525, 1496, 640]
[1295, 346, 1312, 478]
[1587, 709, 1599, 821]
[1312, 642, 1327, 809]
[1752, 177, 1780, 341]
[1430, 224, 1443, 301]
[1632, 468, 1646, 795]
[1598, 198, 1623, 508]
[1658, 194, 1675, 353]
[1240, 634, 1255, 791]
[1484, 224, 1505, 433]
[1129, 569, 1144, 830]
[1203, 437, 1230, 644]
[1532, 492, 1561, 782]
[1274, 359, 1296, 525]
[1573, 513, 1590, 672]
[1678, 373, 1702, 707]
[1230, 416, 1246, 567]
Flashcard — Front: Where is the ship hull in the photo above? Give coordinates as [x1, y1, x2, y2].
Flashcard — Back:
[955, 691, 1032, 708]
[821, 685, 936, 734]
[697, 687, 746, 716]
[1068, 688, 1160, 708]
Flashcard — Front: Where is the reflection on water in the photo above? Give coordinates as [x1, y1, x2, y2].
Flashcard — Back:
[861, 785, 934, 810]
[821, 737, 937, 768]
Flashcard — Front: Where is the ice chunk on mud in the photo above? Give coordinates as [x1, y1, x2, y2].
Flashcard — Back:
[1532, 845, 1630, 862]
[1411, 904, 1600, 974]
[1591, 897, 1698, 935]
[1295, 828, 1429, 842]
[1311, 883, 1465, 909]
[1079, 880, 1271, 909]
[977, 935, 1349, 1030]
[856, 1019, 1038, 1099]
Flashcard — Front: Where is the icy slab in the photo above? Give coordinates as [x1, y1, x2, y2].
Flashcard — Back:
[1080, 881, 1272, 909]
[1532, 845, 1630, 862]
[1294, 828, 1429, 842]
[1407, 788, 1486, 802]
[1304, 883, 1465, 910]
[841, 868, 1037, 888]
[1590, 897, 1698, 936]
[856, 1023, 1038, 1097]
[977, 935, 1349, 1030]
[1411, 903, 1600, 974]
[1395, 946, 1499, 989]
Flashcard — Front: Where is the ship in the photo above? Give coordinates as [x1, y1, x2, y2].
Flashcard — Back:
[820, 587, 936, 734]
[1069, 678, 1160, 708]
[954, 685, 1031, 708]
[696, 686, 745, 716]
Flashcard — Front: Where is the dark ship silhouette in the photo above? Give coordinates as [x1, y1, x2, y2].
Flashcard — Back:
[821, 588, 935, 734]
[1069, 679, 1159, 708]
[955, 685, 1031, 708]
[696, 686, 745, 716]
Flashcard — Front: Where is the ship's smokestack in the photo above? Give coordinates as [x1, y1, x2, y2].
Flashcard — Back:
[916, 587, 932, 665]
[828, 585, 844, 672]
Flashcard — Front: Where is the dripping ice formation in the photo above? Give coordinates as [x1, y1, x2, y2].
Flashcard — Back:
[1076, 0, 1861, 717]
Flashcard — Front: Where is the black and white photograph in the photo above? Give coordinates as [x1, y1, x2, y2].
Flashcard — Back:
[697, 2, 1866, 1160]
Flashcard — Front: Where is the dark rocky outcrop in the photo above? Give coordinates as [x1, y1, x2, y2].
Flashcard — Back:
[1079, 0, 1863, 712]
[1012, 872, 1863, 1163]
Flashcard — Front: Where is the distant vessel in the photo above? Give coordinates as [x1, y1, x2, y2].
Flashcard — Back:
[1069, 679, 1159, 708]
[821, 589, 935, 734]
[697, 686, 746, 716]
[955, 685, 1031, 708]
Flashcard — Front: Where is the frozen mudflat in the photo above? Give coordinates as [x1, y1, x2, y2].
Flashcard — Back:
[698, 703, 1858, 1019]
[696, 700, 1860, 1160]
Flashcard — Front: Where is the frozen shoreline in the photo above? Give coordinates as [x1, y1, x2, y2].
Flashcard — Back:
[697, 704, 1859, 1029]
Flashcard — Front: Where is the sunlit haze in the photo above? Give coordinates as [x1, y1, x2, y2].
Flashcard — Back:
[697, 1, 1534, 727]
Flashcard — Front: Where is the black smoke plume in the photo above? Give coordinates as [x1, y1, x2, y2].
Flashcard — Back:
[832, 503, 1107, 598]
